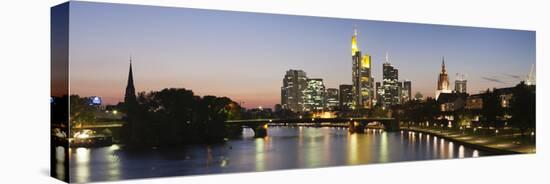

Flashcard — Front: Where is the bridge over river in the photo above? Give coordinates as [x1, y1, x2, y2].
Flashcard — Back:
[226, 118, 398, 138]
[73, 117, 398, 138]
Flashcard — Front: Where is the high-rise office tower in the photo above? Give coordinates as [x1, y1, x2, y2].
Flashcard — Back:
[351, 26, 374, 109]
[339, 84, 354, 111]
[281, 69, 308, 112]
[381, 53, 400, 107]
[303, 78, 326, 112]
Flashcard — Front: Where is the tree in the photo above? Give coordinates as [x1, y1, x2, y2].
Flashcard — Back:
[421, 98, 439, 125]
[510, 82, 536, 138]
[122, 88, 242, 147]
[69, 95, 96, 130]
[414, 92, 424, 101]
[480, 89, 501, 131]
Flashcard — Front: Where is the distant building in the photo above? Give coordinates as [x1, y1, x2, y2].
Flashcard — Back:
[465, 94, 483, 110]
[438, 92, 468, 112]
[303, 78, 326, 112]
[465, 87, 515, 110]
[351, 26, 374, 109]
[325, 88, 339, 111]
[402, 80, 412, 103]
[494, 87, 514, 108]
[339, 84, 354, 111]
[281, 69, 308, 113]
[436, 57, 452, 99]
[454, 74, 467, 93]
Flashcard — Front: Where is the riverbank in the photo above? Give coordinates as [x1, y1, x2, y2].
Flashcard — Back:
[401, 126, 535, 154]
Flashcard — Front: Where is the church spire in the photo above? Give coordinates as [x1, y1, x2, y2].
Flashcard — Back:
[441, 56, 446, 74]
[125, 57, 136, 104]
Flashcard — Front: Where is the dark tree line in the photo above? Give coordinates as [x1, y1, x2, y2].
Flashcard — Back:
[510, 82, 536, 136]
[122, 88, 243, 147]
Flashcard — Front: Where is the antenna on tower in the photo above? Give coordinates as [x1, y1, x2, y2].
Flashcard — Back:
[385, 52, 389, 62]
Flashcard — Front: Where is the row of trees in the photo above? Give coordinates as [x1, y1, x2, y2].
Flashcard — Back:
[122, 88, 243, 147]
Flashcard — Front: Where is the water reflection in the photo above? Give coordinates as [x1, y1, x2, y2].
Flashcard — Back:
[54, 146, 66, 181]
[70, 127, 492, 183]
[459, 145, 465, 158]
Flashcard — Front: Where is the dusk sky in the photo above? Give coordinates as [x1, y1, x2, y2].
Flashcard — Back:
[68, 1, 535, 109]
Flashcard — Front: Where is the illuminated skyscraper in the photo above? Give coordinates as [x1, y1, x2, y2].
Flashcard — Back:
[339, 84, 354, 111]
[303, 78, 326, 112]
[436, 57, 451, 99]
[281, 69, 308, 112]
[381, 53, 399, 107]
[351, 26, 374, 109]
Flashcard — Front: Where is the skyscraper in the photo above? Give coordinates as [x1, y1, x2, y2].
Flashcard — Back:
[402, 80, 412, 102]
[303, 78, 326, 112]
[436, 57, 451, 99]
[325, 88, 339, 111]
[281, 69, 308, 113]
[339, 84, 354, 111]
[381, 53, 400, 107]
[454, 73, 467, 93]
[351, 26, 374, 110]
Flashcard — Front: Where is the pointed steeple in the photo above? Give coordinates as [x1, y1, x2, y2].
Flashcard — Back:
[124, 57, 136, 104]
[441, 56, 446, 74]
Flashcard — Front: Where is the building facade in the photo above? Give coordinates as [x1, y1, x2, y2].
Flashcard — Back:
[303, 78, 326, 112]
[375, 82, 382, 106]
[339, 84, 354, 111]
[325, 88, 339, 111]
[281, 69, 308, 112]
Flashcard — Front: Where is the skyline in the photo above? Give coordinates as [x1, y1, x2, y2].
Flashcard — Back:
[66, 1, 536, 109]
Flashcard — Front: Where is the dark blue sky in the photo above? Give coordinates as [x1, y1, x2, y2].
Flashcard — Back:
[68, 1, 535, 108]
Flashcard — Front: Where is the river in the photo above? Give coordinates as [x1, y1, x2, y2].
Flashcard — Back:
[68, 126, 495, 183]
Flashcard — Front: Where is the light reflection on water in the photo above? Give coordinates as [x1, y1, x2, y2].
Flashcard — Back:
[69, 127, 491, 183]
